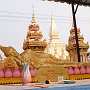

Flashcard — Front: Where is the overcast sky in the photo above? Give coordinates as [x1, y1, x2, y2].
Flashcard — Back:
[0, 0, 90, 52]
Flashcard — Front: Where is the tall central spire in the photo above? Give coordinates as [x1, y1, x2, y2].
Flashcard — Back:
[45, 15, 68, 59]
[51, 16, 56, 33]
[50, 16, 59, 42]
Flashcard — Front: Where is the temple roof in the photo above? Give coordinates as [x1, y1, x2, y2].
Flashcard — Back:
[23, 11, 47, 51]
[66, 27, 89, 51]
[20, 49, 59, 68]
[0, 45, 60, 69]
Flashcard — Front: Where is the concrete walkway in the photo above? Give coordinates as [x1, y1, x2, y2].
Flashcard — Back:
[0, 79, 90, 90]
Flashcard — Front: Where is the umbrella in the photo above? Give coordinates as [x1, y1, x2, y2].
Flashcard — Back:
[45, 0, 90, 6]
[43, 0, 90, 62]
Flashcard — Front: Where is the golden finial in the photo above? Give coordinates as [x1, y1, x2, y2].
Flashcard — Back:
[51, 15, 56, 32]
[32, 5, 36, 23]
[50, 15, 58, 36]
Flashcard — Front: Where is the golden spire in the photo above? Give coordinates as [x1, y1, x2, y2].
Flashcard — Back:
[31, 6, 37, 23]
[23, 6, 47, 51]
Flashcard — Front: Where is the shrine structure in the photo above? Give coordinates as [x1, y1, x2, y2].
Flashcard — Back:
[0, 13, 90, 84]
[66, 27, 89, 62]
[23, 12, 47, 52]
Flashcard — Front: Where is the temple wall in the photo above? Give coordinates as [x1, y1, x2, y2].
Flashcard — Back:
[0, 63, 90, 84]
[33, 63, 90, 82]
[0, 78, 22, 84]
[34, 65, 68, 82]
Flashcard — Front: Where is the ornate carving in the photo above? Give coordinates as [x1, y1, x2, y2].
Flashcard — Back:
[66, 27, 89, 62]
[23, 13, 47, 51]
[0, 45, 60, 70]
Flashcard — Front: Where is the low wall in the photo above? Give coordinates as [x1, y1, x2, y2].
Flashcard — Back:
[34, 65, 68, 82]
[69, 74, 90, 80]
[0, 77, 22, 84]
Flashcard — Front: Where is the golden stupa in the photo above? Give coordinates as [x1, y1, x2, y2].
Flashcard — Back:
[0, 12, 90, 84]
